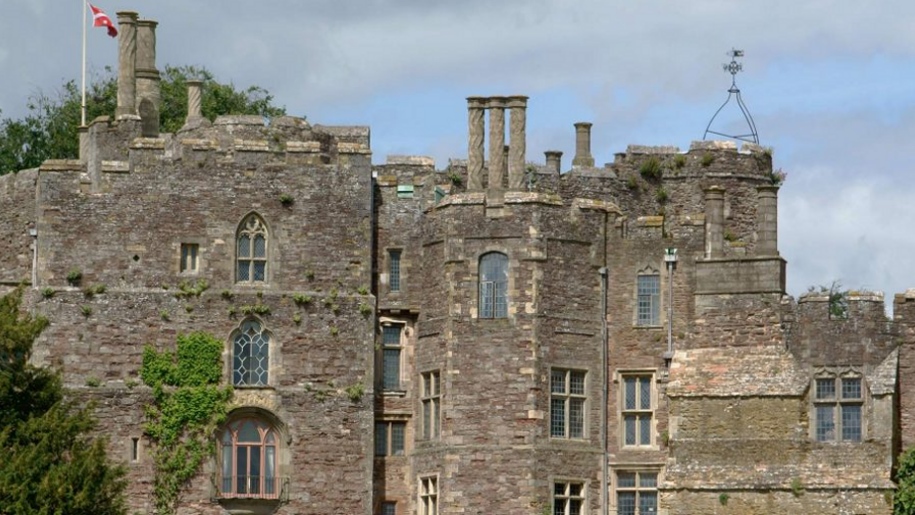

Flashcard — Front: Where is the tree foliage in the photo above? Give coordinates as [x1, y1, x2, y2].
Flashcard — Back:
[141, 332, 232, 515]
[0, 65, 286, 175]
[0, 287, 127, 515]
[897, 447, 915, 513]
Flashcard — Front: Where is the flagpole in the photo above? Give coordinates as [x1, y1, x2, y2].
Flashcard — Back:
[81, 0, 87, 126]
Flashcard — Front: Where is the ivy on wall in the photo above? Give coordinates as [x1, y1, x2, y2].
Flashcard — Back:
[140, 332, 232, 515]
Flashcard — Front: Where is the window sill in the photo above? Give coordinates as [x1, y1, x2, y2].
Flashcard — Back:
[233, 385, 276, 391]
[217, 497, 281, 515]
[380, 390, 407, 397]
[633, 325, 663, 330]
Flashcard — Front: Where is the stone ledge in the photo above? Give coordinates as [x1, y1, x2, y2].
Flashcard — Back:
[101, 160, 130, 173]
[234, 139, 270, 152]
[386, 155, 434, 166]
[285, 141, 321, 153]
[39, 159, 84, 172]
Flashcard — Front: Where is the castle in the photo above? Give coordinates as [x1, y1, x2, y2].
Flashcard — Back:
[2, 11, 914, 515]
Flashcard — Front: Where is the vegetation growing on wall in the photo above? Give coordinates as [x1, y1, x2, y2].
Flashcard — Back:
[896, 447, 915, 514]
[0, 287, 127, 515]
[141, 332, 232, 515]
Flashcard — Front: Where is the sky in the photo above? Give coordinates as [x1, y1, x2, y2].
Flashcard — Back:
[3, 0, 914, 313]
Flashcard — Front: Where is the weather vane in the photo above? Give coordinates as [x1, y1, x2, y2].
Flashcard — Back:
[703, 48, 759, 144]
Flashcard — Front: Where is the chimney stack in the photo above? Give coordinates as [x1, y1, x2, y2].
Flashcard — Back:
[506, 96, 528, 189]
[185, 80, 205, 125]
[488, 97, 507, 190]
[115, 12, 139, 120]
[544, 151, 562, 175]
[467, 97, 486, 190]
[136, 19, 160, 136]
[572, 122, 594, 168]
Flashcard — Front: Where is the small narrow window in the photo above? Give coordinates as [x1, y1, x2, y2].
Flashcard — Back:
[553, 481, 585, 515]
[131, 437, 140, 462]
[397, 184, 414, 199]
[421, 371, 441, 440]
[381, 325, 403, 391]
[636, 273, 660, 326]
[479, 252, 508, 319]
[375, 421, 406, 456]
[233, 319, 270, 386]
[621, 374, 654, 447]
[380, 501, 397, 515]
[180, 243, 199, 273]
[419, 476, 438, 515]
[551, 369, 587, 439]
[389, 250, 402, 292]
[237, 214, 268, 283]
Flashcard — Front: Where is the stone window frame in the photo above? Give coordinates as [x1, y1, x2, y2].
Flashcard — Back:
[374, 419, 407, 457]
[420, 370, 442, 440]
[811, 368, 867, 443]
[387, 248, 403, 293]
[610, 466, 662, 515]
[550, 367, 588, 440]
[634, 265, 662, 327]
[418, 474, 439, 515]
[218, 417, 280, 500]
[615, 369, 658, 450]
[552, 478, 587, 515]
[379, 318, 409, 394]
[477, 251, 510, 319]
[179, 242, 200, 274]
[235, 212, 270, 285]
[230, 317, 273, 388]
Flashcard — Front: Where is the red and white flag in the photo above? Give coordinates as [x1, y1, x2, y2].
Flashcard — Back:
[89, 3, 117, 38]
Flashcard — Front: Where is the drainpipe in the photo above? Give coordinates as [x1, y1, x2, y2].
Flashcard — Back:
[663, 248, 678, 366]
[599, 211, 610, 515]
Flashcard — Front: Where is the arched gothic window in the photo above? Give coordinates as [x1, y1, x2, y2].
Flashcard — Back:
[237, 214, 268, 283]
[233, 320, 269, 386]
[219, 418, 278, 499]
[479, 252, 508, 319]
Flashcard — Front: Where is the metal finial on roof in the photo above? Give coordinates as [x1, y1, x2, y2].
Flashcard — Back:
[703, 49, 759, 144]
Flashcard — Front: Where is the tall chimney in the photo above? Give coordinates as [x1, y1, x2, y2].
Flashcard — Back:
[136, 20, 160, 136]
[572, 122, 594, 168]
[544, 151, 562, 175]
[507, 96, 528, 189]
[487, 97, 506, 190]
[756, 186, 779, 256]
[185, 80, 204, 125]
[115, 12, 139, 120]
[467, 97, 486, 190]
[704, 186, 725, 259]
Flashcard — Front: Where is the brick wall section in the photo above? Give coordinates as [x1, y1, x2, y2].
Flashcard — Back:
[0, 168, 37, 284]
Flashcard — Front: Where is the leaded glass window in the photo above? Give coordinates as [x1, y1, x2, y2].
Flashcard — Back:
[622, 375, 654, 447]
[234, 320, 269, 386]
[636, 274, 660, 326]
[479, 252, 508, 319]
[616, 471, 658, 515]
[551, 369, 586, 439]
[237, 214, 268, 283]
[553, 481, 585, 515]
[814, 375, 863, 442]
[382, 325, 402, 391]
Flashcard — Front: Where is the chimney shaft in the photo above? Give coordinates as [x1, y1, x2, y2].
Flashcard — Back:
[506, 96, 528, 189]
[572, 122, 594, 168]
[544, 151, 562, 175]
[467, 97, 486, 190]
[488, 97, 507, 190]
[115, 12, 139, 120]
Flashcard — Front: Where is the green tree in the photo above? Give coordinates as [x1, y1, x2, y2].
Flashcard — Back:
[897, 447, 915, 513]
[0, 287, 127, 515]
[0, 65, 286, 175]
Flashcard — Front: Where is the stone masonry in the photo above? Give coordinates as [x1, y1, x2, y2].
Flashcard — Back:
[0, 11, 913, 515]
